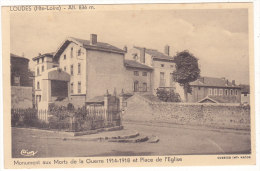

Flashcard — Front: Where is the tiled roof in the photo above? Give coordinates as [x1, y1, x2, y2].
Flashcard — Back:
[32, 52, 55, 61]
[134, 46, 174, 61]
[72, 37, 125, 54]
[124, 59, 153, 70]
[240, 84, 250, 94]
[11, 53, 29, 61]
[190, 76, 240, 88]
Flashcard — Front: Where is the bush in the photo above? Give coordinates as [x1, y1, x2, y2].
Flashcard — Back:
[156, 88, 181, 102]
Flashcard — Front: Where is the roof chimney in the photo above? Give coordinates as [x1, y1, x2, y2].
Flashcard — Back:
[90, 34, 97, 45]
[140, 48, 146, 64]
[123, 46, 128, 53]
[164, 45, 170, 56]
[232, 80, 235, 86]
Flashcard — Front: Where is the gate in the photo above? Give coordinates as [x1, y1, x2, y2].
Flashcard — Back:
[107, 94, 121, 126]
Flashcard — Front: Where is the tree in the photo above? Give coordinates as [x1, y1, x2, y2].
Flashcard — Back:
[172, 50, 200, 102]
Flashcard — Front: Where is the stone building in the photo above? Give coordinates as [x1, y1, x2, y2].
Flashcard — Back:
[11, 53, 33, 109]
[240, 84, 250, 104]
[188, 77, 242, 103]
[125, 45, 184, 99]
[11, 53, 31, 86]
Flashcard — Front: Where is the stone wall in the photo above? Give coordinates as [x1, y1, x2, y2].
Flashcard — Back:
[11, 86, 33, 109]
[124, 94, 250, 130]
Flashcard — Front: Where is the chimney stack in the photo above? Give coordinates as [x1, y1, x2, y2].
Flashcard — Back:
[164, 45, 170, 56]
[140, 48, 146, 64]
[90, 34, 97, 45]
[123, 46, 128, 53]
[232, 80, 235, 86]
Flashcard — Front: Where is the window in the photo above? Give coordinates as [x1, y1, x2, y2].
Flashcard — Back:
[78, 63, 81, 74]
[14, 76, 20, 85]
[208, 88, 212, 95]
[170, 65, 174, 68]
[37, 67, 40, 76]
[134, 81, 139, 92]
[143, 83, 147, 92]
[214, 89, 218, 96]
[134, 71, 139, 76]
[225, 89, 228, 96]
[230, 89, 233, 95]
[37, 59, 39, 64]
[142, 72, 147, 76]
[235, 90, 238, 95]
[64, 66, 67, 72]
[37, 81, 40, 89]
[77, 49, 81, 56]
[64, 54, 66, 60]
[42, 57, 44, 63]
[71, 47, 73, 58]
[70, 65, 74, 75]
[70, 82, 74, 94]
[219, 89, 223, 96]
[78, 81, 81, 93]
[160, 72, 165, 87]
[42, 65, 44, 72]
[161, 64, 164, 67]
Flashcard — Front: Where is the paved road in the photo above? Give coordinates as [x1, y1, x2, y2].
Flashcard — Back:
[12, 122, 251, 158]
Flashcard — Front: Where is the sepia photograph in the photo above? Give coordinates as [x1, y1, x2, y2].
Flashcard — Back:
[1, 2, 256, 169]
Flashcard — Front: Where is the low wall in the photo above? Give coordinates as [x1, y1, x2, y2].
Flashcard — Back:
[11, 86, 32, 109]
[124, 95, 250, 130]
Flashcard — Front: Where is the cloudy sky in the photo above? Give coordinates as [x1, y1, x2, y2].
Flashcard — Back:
[10, 8, 249, 84]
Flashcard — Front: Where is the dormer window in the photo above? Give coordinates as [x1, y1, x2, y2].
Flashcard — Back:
[64, 54, 66, 60]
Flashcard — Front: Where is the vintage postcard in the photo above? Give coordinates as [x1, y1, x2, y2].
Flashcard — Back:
[2, 2, 256, 169]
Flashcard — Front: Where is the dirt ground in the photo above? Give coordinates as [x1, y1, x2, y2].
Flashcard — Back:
[11, 121, 251, 158]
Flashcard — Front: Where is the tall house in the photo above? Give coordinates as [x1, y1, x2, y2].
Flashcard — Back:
[125, 45, 181, 96]
[52, 34, 126, 107]
[32, 53, 57, 108]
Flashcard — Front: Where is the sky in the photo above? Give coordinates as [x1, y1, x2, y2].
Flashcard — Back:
[10, 8, 249, 84]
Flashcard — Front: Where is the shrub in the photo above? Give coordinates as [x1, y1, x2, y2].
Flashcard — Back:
[156, 88, 181, 102]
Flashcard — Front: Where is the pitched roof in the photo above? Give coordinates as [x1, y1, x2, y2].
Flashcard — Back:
[53, 37, 125, 61]
[72, 37, 125, 54]
[10, 53, 29, 61]
[240, 84, 250, 94]
[32, 52, 55, 61]
[190, 76, 240, 88]
[134, 46, 174, 62]
[124, 59, 153, 70]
